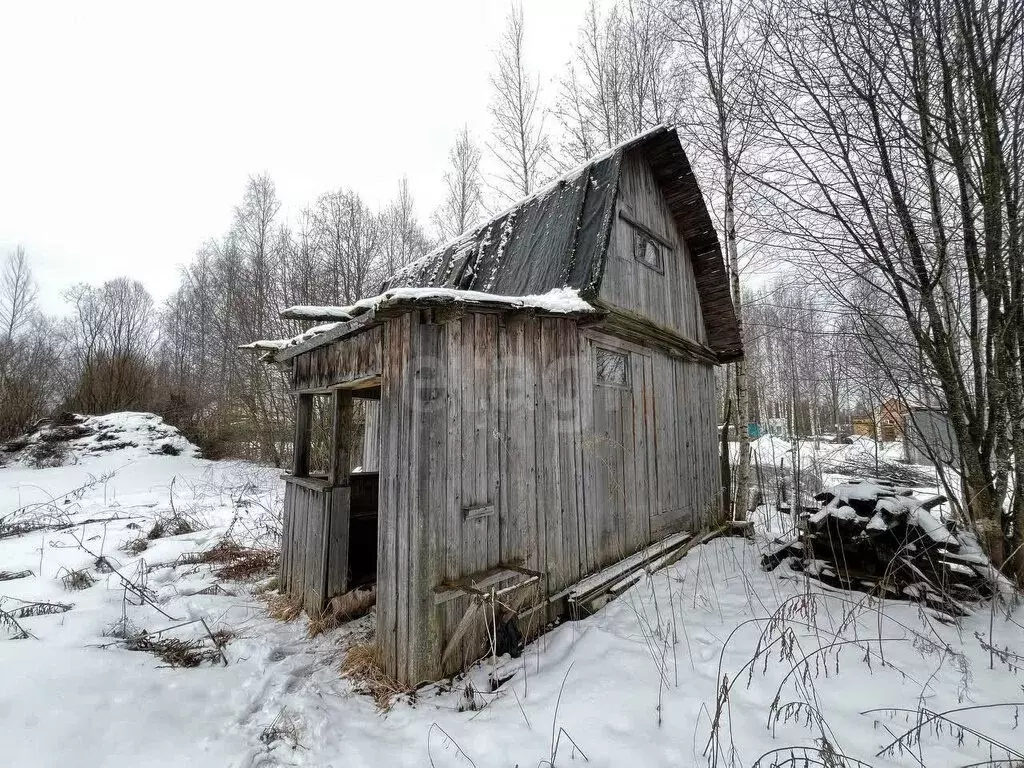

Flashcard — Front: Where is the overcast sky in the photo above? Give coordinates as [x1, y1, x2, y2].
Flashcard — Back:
[0, 0, 591, 312]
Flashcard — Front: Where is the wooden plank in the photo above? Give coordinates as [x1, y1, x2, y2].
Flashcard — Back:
[433, 566, 529, 604]
[500, 314, 536, 575]
[531, 318, 548, 593]
[279, 484, 292, 592]
[464, 504, 496, 520]
[626, 352, 653, 551]
[281, 474, 331, 492]
[291, 488, 307, 601]
[538, 319, 564, 593]
[441, 313, 464, 669]
[274, 311, 378, 363]
[376, 317, 402, 677]
[484, 314, 500, 573]
[395, 313, 414, 683]
[592, 378, 625, 565]
[578, 332, 598, 575]
[558, 530, 693, 602]
[650, 353, 679, 537]
[325, 487, 350, 599]
[305, 490, 325, 612]
[424, 318, 449, 680]
[361, 399, 381, 471]
[462, 314, 487, 577]
[292, 325, 384, 391]
[293, 394, 313, 477]
[317, 490, 331, 610]
[408, 314, 446, 683]
[570, 326, 589, 582]
[330, 389, 354, 486]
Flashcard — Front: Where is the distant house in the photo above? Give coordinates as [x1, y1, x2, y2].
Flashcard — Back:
[244, 126, 742, 684]
[851, 399, 907, 442]
[903, 408, 958, 466]
[878, 398, 906, 442]
[852, 418, 875, 438]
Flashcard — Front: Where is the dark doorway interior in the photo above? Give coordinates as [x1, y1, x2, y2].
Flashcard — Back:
[348, 386, 381, 588]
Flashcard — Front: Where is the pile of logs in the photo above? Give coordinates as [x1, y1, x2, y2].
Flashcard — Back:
[763, 479, 996, 616]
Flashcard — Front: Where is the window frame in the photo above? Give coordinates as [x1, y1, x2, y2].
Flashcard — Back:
[594, 346, 631, 389]
[620, 212, 670, 274]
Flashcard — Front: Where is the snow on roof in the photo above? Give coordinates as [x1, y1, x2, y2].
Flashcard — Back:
[252, 287, 595, 354]
[238, 322, 341, 352]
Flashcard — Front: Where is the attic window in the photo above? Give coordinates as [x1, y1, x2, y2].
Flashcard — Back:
[595, 347, 629, 387]
[633, 229, 664, 272]
[622, 214, 668, 273]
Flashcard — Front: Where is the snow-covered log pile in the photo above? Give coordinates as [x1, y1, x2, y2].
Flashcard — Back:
[764, 479, 998, 616]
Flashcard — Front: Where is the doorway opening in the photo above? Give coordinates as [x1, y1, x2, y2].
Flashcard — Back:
[347, 386, 380, 588]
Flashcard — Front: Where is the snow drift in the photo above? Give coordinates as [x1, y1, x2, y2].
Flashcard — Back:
[1, 412, 199, 468]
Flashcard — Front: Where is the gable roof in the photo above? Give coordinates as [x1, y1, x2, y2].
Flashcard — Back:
[385, 125, 742, 362]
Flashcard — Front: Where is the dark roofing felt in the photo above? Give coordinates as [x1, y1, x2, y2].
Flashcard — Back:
[384, 125, 742, 362]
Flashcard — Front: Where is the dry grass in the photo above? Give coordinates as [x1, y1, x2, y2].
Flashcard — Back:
[265, 593, 302, 622]
[0, 569, 32, 581]
[121, 536, 149, 555]
[307, 607, 339, 638]
[147, 512, 198, 540]
[340, 642, 412, 711]
[179, 540, 278, 581]
[8, 601, 72, 618]
[193, 583, 235, 597]
[191, 540, 278, 581]
[216, 549, 277, 580]
[124, 635, 221, 667]
[61, 568, 95, 590]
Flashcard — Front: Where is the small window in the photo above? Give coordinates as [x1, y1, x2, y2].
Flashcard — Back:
[596, 347, 629, 387]
[632, 228, 664, 272]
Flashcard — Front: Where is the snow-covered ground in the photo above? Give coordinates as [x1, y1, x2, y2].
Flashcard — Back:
[1, 415, 1022, 767]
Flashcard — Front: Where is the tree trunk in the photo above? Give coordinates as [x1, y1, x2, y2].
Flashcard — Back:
[726, 168, 751, 521]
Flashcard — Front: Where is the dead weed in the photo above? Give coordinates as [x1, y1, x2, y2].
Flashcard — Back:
[265, 593, 302, 622]
[341, 642, 412, 711]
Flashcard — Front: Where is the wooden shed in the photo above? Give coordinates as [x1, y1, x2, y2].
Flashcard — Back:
[246, 125, 742, 685]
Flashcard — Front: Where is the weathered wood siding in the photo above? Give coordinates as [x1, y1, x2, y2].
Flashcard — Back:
[292, 325, 382, 391]
[376, 310, 721, 684]
[280, 479, 350, 614]
[600, 148, 707, 344]
[580, 330, 719, 563]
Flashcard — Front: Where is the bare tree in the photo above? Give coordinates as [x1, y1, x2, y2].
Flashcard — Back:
[489, 2, 551, 201]
[0, 248, 60, 439]
[380, 177, 430, 277]
[0, 246, 38, 344]
[432, 125, 484, 240]
[557, 1, 678, 164]
[310, 188, 383, 303]
[63, 278, 158, 415]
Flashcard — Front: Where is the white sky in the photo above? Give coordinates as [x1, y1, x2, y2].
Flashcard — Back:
[0, 0, 591, 312]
